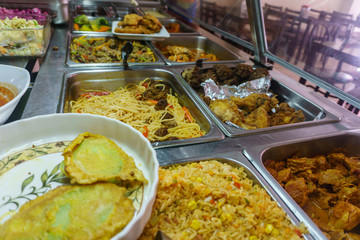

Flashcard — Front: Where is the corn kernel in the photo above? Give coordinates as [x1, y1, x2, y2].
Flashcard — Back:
[196, 177, 203, 183]
[190, 220, 200, 230]
[272, 228, 279, 236]
[249, 236, 258, 240]
[225, 213, 233, 221]
[188, 200, 197, 210]
[173, 173, 179, 178]
[220, 213, 227, 222]
[265, 224, 274, 234]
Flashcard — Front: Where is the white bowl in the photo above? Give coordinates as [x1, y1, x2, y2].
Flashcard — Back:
[0, 113, 159, 240]
[0, 64, 30, 124]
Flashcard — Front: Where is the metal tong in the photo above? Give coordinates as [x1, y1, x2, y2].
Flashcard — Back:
[121, 41, 134, 70]
[130, 0, 146, 16]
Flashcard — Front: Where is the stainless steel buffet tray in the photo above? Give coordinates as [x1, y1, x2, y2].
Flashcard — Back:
[135, 7, 173, 18]
[161, 151, 323, 240]
[159, 18, 200, 36]
[65, 34, 165, 67]
[151, 36, 243, 65]
[243, 130, 360, 239]
[58, 69, 224, 149]
[175, 66, 341, 137]
[71, 16, 119, 35]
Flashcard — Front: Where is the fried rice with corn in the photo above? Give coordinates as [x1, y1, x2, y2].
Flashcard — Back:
[139, 160, 306, 240]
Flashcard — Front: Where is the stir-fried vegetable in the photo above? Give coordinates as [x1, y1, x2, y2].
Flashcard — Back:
[73, 15, 111, 32]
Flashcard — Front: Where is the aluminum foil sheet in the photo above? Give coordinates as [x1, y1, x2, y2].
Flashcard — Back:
[200, 76, 272, 100]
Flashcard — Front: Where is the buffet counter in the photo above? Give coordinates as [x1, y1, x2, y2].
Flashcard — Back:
[2, 3, 360, 239]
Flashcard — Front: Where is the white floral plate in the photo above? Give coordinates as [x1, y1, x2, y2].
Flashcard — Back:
[0, 113, 159, 240]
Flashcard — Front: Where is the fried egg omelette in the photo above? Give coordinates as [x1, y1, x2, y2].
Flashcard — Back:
[63, 132, 147, 185]
[0, 183, 134, 239]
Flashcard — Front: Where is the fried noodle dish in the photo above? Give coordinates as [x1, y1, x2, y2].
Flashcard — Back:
[71, 78, 205, 142]
[115, 14, 162, 34]
[265, 151, 360, 239]
[70, 36, 156, 63]
[139, 160, 306, 240]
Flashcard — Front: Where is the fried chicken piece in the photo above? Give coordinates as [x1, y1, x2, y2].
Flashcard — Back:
[166, 22, 180, 33]
[120, 13, 143, 26]
[140, 14, 162, 32]
[241, 106, 270, 129]
[213, 64, 234, 83]
[234, 63, 254, 81]
[270, 102, 305, 126]
[115, 25, 152, 34]
[230, 93, 278, 115]
[209, 99, 244, 126]
[115, 14, 162, 34]
[249, 67, 269, 80]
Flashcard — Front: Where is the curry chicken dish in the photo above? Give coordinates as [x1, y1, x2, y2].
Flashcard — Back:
[182, 64, 305, 130]
[265, 151, 360, 239]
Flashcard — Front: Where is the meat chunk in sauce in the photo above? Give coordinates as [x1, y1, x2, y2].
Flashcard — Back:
[285, 178, 309, 207]
[329, 201, 360, 231]
[265, 151, 360, 239]
[318, 169, 346, 191]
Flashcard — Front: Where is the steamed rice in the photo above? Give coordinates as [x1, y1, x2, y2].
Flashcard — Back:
[139, 160, 306, 240]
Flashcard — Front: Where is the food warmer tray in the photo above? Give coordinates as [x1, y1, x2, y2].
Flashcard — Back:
[160, 151, 327, 240]
[159, 18, 200, 36]
[71, 4, 117, 17]
[243, 130, 360, 239]
[65, 33, 166, 68]
[151, 36, 243, 65]
[134, 6, 173, 19]
[70, 7, 137, 35]
[172, 65, 341, 137]
[58, 68, 224, 149]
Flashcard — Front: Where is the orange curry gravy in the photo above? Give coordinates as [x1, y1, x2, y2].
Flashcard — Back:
[0, 84, 16, 107]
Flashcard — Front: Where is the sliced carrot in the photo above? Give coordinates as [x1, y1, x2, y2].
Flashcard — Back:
[147, 100, 158, 105]
[74, 23, 79, 31]
[142, 126, 149, 138]
[95, 25, 111, 32]
[182, 106, 193, 123]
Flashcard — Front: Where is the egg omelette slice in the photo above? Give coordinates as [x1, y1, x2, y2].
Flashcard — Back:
[0, 183, 134, 239]
[63, 132, 147, 185]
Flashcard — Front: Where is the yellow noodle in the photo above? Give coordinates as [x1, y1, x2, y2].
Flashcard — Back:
[71, 79, 205, 142]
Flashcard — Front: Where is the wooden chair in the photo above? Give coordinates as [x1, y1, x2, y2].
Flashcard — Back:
[263, 3, 283, 50]
[199, 0, 226, 26]
[271, 8, 303, 59]
[310, 9, 332, 20]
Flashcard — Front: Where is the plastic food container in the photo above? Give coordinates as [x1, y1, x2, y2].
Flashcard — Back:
[0, 64, 30, 124]
[0, 14, 51, 57]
